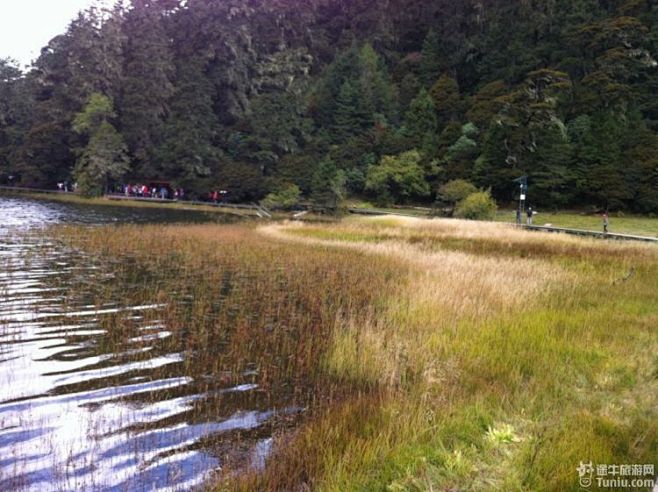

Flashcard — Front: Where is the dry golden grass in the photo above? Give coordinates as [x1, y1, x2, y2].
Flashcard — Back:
[249, 217, 658, 491]
[260, 219, 570, 392]
[262, 220, 565, 309]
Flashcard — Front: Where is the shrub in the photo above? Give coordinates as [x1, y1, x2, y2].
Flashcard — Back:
[437, 179, 478, 206]
[365, 150, 430, 205]
[454, 190, 497, 220]
[261, 184, 302, 210]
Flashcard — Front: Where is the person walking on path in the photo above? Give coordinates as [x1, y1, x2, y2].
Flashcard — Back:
[603, 211, 609, 234]
[526, 206, 533, 225]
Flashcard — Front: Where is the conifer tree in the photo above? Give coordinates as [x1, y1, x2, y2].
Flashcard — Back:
[120, 0, 174, 177]
[419, 29, 444, 86]
[72, 93, 129, 196]
[156, 56, 218, 189]
[403, 88, 438, 158]
[332, 81, 370, 142]
[429, 75, 461, 129]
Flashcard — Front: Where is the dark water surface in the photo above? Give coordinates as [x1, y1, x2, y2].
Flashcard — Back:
[0, 197, 280, 491]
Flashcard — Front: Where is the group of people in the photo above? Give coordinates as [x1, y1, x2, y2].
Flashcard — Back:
[56, 182, 75, 192]
[209, 190, 228, 203]
[516, 207, 535, 225]
[120, 184, 186, 200]
[122, 184, 169, 199]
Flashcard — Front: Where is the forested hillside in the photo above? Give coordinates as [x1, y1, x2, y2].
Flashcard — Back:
[1, 0, 658, 211]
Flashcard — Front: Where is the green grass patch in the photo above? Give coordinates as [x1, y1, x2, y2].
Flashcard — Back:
[496, 209, 658, 237]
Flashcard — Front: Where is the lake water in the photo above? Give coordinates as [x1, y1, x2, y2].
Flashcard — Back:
[0, 196, 284, 491]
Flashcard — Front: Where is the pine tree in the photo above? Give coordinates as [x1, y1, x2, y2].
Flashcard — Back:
[66, 7, 125, 103]
[528, 123, 574, 207]
[72, 93, 129, 196]
[465, 80, 508, 128]
[311, 158, 346, 211]
[332, 81, 370, 142]
[429, 75, 461, 129]
[0, 59, 34, 180]
[310, 47, 362, 129]
[403, 88, 438, 158]
[419, 29, 445, 86]
[398, 73, 421, 115]
[1, 0, 658, 212]
[156, 56, 219, 189]
[359, 43, 398, 125]
[119, 0, 174, 177]
[574, 111, 632, 209]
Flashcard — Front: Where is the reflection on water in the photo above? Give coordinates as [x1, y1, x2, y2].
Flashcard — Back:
[0, 197, 287, 491]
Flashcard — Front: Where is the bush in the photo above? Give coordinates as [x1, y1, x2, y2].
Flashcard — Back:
[261, 184, 302, 210]
[365, 150, 430, 205]
[454, 190, 497, 220]
[437, 179, 478, 205]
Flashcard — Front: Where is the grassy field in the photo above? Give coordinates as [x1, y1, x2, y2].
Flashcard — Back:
[495, 209, 658, 238]
[51, 215, 657, 491]
[348, 198, 658, 237]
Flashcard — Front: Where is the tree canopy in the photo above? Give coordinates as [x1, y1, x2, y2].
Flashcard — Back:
[0, 0, 656, 211]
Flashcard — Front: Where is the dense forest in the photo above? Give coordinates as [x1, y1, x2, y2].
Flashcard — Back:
[1, 0, 658, 211]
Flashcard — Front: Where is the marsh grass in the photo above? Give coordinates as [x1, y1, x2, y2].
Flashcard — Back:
[53, 225, 400, 387]
[46, 216, 658, 491]
[243, 217, 657, 491]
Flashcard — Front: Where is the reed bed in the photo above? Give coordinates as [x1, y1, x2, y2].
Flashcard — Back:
[48, 217, 657, 491]
[52, 225, 400, 394]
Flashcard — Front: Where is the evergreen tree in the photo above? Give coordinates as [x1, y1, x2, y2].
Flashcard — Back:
[419, 29, 445, 86]
[443, 123, 479, 180]
[120, 0, 174, 177]
[403, 88, 438, 157]
[1, 0, 657, 211]
[474, 123, 524, 201]
[358, 43, 398, 125]
[568, 111, 638, 209]
[314, 44, 394, 142]
[66, 7, 125, 103]
[527, 123, 574, 207]
[465, 80, 508, 128]
[0, 59, 34, 181]
[398, 73, 421, 115]
[311, 158, 346, 211]
[309, 47, 362, 129]
[429, 75, 461, 129]
[332, 81, 371, 142]
[72, 93, 129, 196]
[156, 56, 218, 189]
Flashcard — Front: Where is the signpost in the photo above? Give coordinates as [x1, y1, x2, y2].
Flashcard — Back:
[514, 176, 528, 225]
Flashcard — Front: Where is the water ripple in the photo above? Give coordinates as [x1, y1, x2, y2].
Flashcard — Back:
[0, 196, 285, 491]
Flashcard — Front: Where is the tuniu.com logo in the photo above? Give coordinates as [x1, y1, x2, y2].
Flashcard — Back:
[577, 461, 595, 488]
[577, 460, 657, 490]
